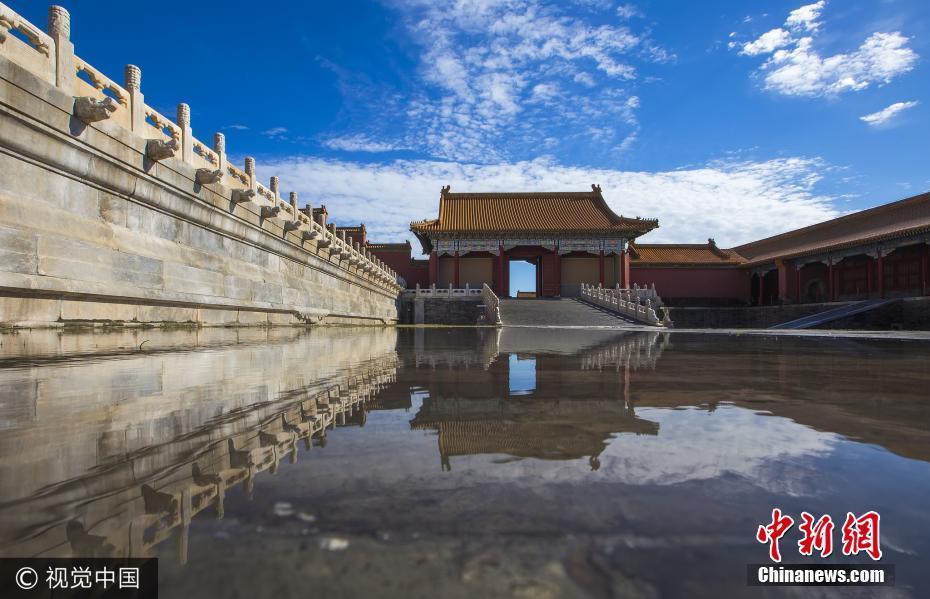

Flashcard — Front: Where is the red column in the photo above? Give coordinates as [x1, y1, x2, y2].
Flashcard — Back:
[921, 244, 928, 296]
[453, 251, 460, 288]
[502, 248, 510, 297]
[867, 260, 872, 297]
[759, 273, 765, 306]
[536, 256, 542, 295]
[598, 250, 605, 286]
[428, 250, 438, 286]
[621, 250, 631, 288]
[877, 253, 885, 299]
[777, 259, 796, 303]
[553, 250, 561, 297]
[796, 266, 801, 303]
[497, 246, 505, 295]
[828, 262, 834, 302]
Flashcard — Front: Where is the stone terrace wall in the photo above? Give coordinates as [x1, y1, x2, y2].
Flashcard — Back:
[0, 3, 402, 327]
[667, 302, 855, 329]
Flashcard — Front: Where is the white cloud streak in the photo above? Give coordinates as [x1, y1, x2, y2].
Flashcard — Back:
[740, 28, 791, 56]
[322, 134, 405, 153]
[735, 2, 918, 97]
[260, 155, 838, 250]
[860, 101, 919, 126]
[326, 1, 669, 163]
[784, 0, 825, 32]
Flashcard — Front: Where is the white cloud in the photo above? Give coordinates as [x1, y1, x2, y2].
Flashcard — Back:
[763, 33, 918, 97]
[262, 127, 288, 139]
[740, 28, 792, 56]
[860, 100, 918, 126]
[222, 124, 249, 131]
[614, 131, 638, 154]
[337, 0, 670, 163]
[323, 134, 405, 153]
[785, 1, 825, 32]
[616, 4, 640, 20]
[260, 155, 838, 249]
[573, 72, 596, 87]
[530, 82, 560, 103]
[735, 2, 919, 97]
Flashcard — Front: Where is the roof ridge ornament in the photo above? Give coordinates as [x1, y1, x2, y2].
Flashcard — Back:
[441, 185, 451, 196]
[591, 184, 602, 193]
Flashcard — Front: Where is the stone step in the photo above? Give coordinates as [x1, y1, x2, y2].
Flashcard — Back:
[498, 298, 637, 327]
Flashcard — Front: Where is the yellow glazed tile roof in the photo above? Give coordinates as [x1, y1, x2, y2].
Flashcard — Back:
[410, 188, 658, 236]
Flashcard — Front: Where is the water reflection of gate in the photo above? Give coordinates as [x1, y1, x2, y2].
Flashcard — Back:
[406, 329, 671, 470]
[0, 328, 398, 563]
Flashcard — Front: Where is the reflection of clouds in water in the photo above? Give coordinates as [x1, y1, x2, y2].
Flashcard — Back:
[431, 406, 841, 496]
[304, 405, 840, 499]
[597, 406, 840, 491]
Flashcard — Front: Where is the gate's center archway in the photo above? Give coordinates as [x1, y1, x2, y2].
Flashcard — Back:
[509, 258, 538, 298]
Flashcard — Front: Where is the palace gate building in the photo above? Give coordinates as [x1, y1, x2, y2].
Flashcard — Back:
[409, 185, 658, 297]
[369, 186, 930, 305]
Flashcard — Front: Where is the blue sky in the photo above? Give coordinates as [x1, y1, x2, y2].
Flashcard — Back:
[18, 0, 929, 250]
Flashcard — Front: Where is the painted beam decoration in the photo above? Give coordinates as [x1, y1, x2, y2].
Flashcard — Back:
[433, 238, 628, 256]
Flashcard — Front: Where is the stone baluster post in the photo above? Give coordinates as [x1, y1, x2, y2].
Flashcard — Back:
[125, 64, 144, 132]
[244, 157, 256, 192]
[270, 176, 280, 205]
[48, 6, 74, 94]
[213, 132, 226, 179]
[177, 103, 192, 163]
[289, 191, 298, 214]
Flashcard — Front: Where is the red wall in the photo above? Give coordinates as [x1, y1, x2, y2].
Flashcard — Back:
[370, 249, 429, 289]
[631, 267, 750, 304]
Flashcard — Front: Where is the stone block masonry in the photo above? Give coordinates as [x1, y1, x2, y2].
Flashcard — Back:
[0, 3, 402, 327]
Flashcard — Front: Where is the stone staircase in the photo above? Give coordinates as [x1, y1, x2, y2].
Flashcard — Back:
[498, 298, 638, 327]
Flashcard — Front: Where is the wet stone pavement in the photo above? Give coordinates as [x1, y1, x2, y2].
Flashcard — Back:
[0, 327, 928, 598]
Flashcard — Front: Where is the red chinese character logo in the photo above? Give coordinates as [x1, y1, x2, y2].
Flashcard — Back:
[756, 508, 795, 562]
[798, 512, 834, 557]
[841, 511, 882, 560]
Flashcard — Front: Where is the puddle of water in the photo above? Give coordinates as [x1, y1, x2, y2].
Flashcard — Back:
[0, 327, 928, 598]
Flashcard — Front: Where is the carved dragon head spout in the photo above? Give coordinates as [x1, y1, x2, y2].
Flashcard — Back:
[261, 205, 282, 219]
[231, 188, 256, 203]
[73, 96, 117, 124]
[195, 168, 223, 185]
[145, 138, 179, 161]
